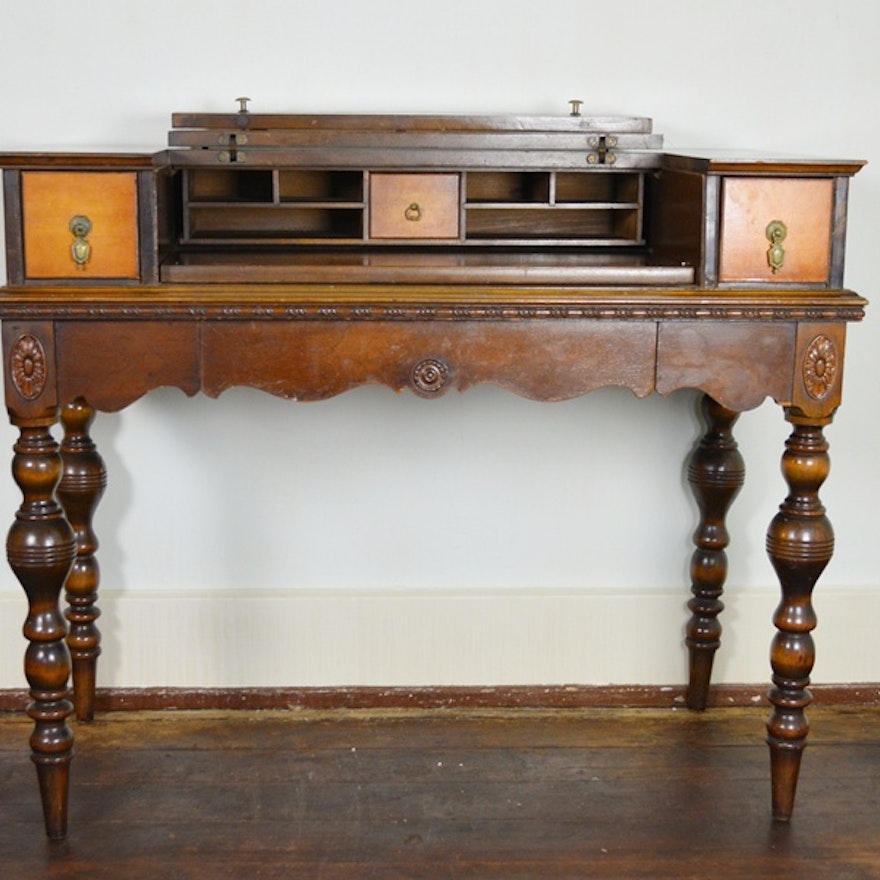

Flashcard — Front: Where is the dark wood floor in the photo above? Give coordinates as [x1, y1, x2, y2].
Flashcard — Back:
[1, 705, 879, 878]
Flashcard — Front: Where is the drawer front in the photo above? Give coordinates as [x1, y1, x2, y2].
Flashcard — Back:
[370, 173, 460, 240]
[718, 177, 833, 283]
[22, 171, 139, 279]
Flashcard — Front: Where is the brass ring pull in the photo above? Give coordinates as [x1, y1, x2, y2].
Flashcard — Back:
[766, 219, 788, 274]
[405, 202, 421, 222]
[69, 215, 92, 270]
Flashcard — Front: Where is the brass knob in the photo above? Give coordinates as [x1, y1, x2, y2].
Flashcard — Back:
[569, 99, 583, 117]
[69, 215, 92, 270]
[766, 220, 788, 274]
[235, 97, 251, 113]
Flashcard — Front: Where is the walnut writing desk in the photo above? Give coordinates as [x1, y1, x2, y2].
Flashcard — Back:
[0, 108, 866, 838]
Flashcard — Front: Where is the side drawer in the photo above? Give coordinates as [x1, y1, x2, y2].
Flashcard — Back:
[21, 171, 140, 279]
[718, 177, 833, 284]
[369, 173, 460, 240]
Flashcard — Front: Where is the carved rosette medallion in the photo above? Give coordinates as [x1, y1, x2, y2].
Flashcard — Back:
[802, 334, 838, 401]
[10, 334, 48, 401]
[412, 358, 449, 395]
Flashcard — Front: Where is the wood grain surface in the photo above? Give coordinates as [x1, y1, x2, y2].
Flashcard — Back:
[0, 706, 878, 878]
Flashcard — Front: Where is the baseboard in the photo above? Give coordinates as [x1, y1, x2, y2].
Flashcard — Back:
[1, 683, 879, 713]
[5, 587, 880, 688]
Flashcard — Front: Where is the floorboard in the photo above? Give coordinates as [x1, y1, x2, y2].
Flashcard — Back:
[0, 706, 878, 878]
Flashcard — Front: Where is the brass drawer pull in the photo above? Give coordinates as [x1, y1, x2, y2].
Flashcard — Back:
[766, 219, 788, 274]
[69, 215, 92, 269]
[405, 202, 421, 222]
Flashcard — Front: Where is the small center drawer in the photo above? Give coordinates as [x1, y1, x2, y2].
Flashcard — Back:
[369, 173, 460, 240]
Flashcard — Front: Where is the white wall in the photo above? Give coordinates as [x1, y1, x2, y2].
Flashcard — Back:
[0, 0, 878, 689]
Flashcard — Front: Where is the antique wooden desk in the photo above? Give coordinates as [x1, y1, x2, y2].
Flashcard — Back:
[0, 107, 866, 838]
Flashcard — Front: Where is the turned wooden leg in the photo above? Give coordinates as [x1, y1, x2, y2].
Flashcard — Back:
[685, 394, 745, 710]
[7, 420, 77, 839]
[57, 399, 106, 722]
[765, 412, 833, 821]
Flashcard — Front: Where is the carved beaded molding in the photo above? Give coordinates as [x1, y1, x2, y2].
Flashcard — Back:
[0, 302, 867, 323]
[9, 334, 47, 400]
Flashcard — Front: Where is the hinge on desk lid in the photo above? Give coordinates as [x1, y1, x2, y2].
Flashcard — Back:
[217, 133, 248, 163]
[587, 135, 617, 165]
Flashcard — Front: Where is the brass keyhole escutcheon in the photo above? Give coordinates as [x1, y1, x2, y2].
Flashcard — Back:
[69, 215, 93, 270]
[766, 219, 788, 274]
[405, 203, 421, 222]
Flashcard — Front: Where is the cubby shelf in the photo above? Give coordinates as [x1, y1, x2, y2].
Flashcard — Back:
[179, 167, 645, 247]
